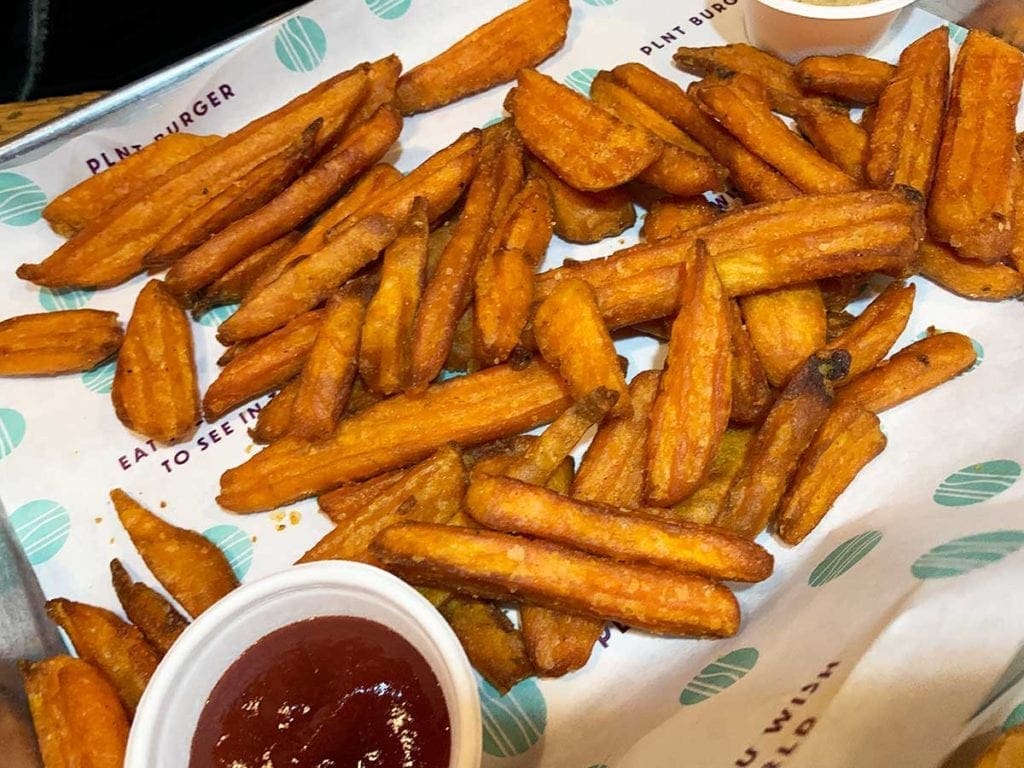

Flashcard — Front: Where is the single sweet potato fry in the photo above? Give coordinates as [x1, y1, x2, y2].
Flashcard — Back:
[674, 43, 803, 109]
[728, 302, 773, 425]
[112, 280, 200, 444]
[929, 30, 1024, 262]
[519, 607, 597, 677]
[110, 559, 188, 657]
[395, 0, 569, 114]
[349, 54, 403, 127]
[825, 280, 915, 382]
[22, 656, 129, 768]
[527, 156, 635, 243]
[373, 523, 740, 637]
[42, 133, 221, 238]
[317, 467, 408, 523]
[835, 332, 977, 413]
[917, 238, 1024, 300]
[776, 404, 886, 544]
[507, 69, 661, 192]
[715, 350, 849, 538]
[790, 100, 868, 182]
[111, 488, 239, 617]
[438, 597, 533, 694]
[45, 598, 159, 714]
[740, 283, 826, 388]
[204, 308, 324, 420]
[794, 54, 894, 104]
[646, 248, 732, 506]
[672, 428, 756, 526]
[193, 231, 302, 314]
[641, 197, 719, 242]
[0, 309, 123, 376]
[247, 379, 299, 444]
[492, 176, 554, 265]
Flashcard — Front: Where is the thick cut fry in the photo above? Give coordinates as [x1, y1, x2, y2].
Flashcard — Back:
[112, 280, 199, 444]
[288, 290, 366, 441]
[204, 308, 324, 420]
[533, 278, 631, 416]
[641, 197, 719, 242]
[45, 598, 159, 714]
[716, 350, 849, 539]
[776, 404, 886, 544]
[468, 475, 773, 582]
[794, 55, 894, 104]
[674, 43, 803, 109]
[697, 83, 860, 194]
[219, 360, 572, 512]
[145, 120, 319, 270]
[836, 332, 977, 413]
[42, 134, 221, 238]
[492, 176, 554, 265]
[300, 446, 466, 564]
[519, 608, 598, 677]
[610, 63, 798, 203]
[507, 69, 661, 192]
[790, 100, 868, 182]
[193, 231, 302, 313]
[572, 370, 659, 509]
[438, 597, 533, 694]
[0, 310, 122, 376]
[728, 302, 773, 425]
[22, 656, 129, 768]
[19, 66, 370, 289]
[317, 467, 408, 522]
[825, 280, 915, 382]
[110, 559, 188, 656]
[111, 488, 239, 617]
[248, 379, 299, 444]
[166, 105, 402, 301]
[395, 0, 569, 114]
[373, 523, 740, 637]
[929, 31, 1024, 262]
[673, 428, 756, 526]
[646, 249, 732, 506]
[918, 238, 1024, 300]
[866, 28, 949, 195]
[740, 283, 827, 388]
[527, 156, 635, 243]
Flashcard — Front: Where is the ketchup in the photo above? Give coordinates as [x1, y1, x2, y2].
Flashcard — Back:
[189, 616, 451, 768]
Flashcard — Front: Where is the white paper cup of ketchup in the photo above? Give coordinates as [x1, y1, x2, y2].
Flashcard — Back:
[126, 561, 482, 768]
[745, 0, 918, 62]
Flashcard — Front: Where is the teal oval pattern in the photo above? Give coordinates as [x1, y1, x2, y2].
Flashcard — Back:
[1005, 701, 1024, 730]
[680, 647, 759, 706]
[948, 23, 969, 45]
[275, 17, 327, 73]
[203, 524, 254, 580]
[196, 303, 239, 328]
[933, 460, 1020, 507]
[564, 68, 599, 97]
[0, 409, 26, 460]
[808, 530, 883, 588]
[82, 360, 116, 394]
[480, 677, 547, 757]
[366, 0, 411, 20]
[9, 500, 70, 565]
[0, 172, 47, 226]
[584, 0, 618, 5]
[38, 287, 94, 311]
[911, 531, 1024, 580]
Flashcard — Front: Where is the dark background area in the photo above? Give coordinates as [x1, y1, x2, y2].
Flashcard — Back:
[1, 0, 306, 102]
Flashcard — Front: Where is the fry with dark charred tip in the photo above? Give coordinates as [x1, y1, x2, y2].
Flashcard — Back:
[789, 100, 868, 182]
[112, 279, 200, 444]
[673, 43, 803, 110]
[673, 428, 756, 526]
[438, 597, 533, 694]
[866, 28, 948, 195]
[45, 598, 159, 714]
[646, 246, 731, 506]
[641, 197, 719, 242]
[43, 133, 221, 238]
[507, 68, 661, 192]
[825, 280, 915, 382]
[918, 238, 1024, 301]
[728, 302, 773, 425]
[204, 308, 324, 420]
[740, 283, 826, 388]
[372, 523, 740, 637]
[194, 231, 301, 313]
[794, 55, 894, 104]
[110, 559, 189, 656]
[395, 0, 569, 114]
[929, 30, 1024, 263]
[527, 156, 635, 244]
[715, 350, 849, 539]
[533, 278, 631, 416]
[22, 656, 130, 768]
[0, 309, 123, 376]
[111, 488, 239, 617]
[776, 403, 886, 544]
[835, 332, 977, 413]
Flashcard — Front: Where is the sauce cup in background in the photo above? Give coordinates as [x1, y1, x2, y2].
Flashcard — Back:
[745, 0, 919, 61]
[126, 561, 482, 768]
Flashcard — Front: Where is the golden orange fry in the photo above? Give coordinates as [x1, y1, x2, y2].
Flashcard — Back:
[641, 197, 719, 242]
[825, 280, 915, 382]
[349, 54, 403, 127]
[317, 467, 409, 523]
[373, 523, 740, 637]
[519, 607, 598, 678]
[110, 559, 189, 657]
[248, 379, 299, 444]
[111, 488, 239, 617]
[112, 279, 200, 444]
[740, 283, 826, 388]
[790, 100, 868, 182]
[917, 238, 1024, 300]
[794, 54, 895, 104]
[0, 309, 123, 376]
[776, 403, 886, 544]
[492, 176, 554, 265]
[727, 301, 773, 425]
[193, 231, 302, 314]
[672, 428, 756, 526]
[438, 597, 534, 694]
[674, 43, 801, 102]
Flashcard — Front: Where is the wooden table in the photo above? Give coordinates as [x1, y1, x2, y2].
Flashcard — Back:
[0, 0, 1021, 144]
